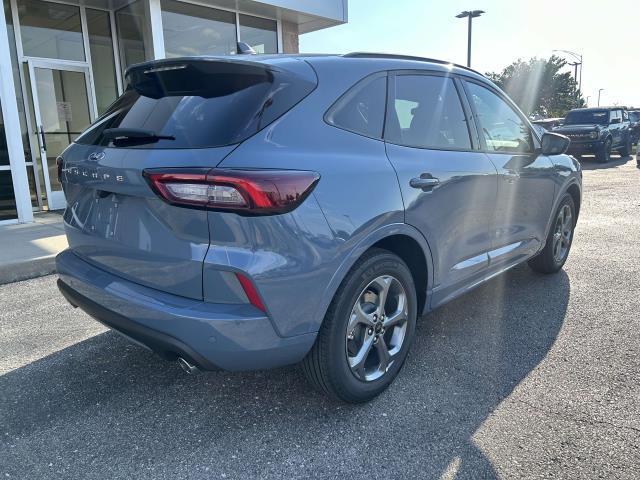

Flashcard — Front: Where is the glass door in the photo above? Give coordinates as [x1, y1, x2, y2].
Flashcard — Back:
[27, 59, 96, 210]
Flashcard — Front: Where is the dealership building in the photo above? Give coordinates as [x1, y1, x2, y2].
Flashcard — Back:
[0, 0, 347, 224]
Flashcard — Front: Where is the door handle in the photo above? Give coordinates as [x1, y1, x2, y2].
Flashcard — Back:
[410, 176, 440, 190]
[39, 125, 47, 152]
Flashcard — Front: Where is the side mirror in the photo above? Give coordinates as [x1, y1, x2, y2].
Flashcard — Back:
[610, 117, 621, 124]
[541, 132, 570, 156]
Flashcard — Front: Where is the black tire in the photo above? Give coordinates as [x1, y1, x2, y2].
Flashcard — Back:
[302, 248, 417, 403]
[596, 138, 611, 163]
[528, 194, 576, 274]
[619, 136, 632, 157]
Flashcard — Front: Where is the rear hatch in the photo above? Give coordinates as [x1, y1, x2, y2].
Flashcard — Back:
[61, 57, 316, 299]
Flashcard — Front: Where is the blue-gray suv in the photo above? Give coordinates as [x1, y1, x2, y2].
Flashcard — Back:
[56, 53, 582, 403]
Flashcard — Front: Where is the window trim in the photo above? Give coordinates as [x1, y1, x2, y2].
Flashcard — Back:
[461, 78, 541, 155]
[383, 69, 478, 153]
[323, 71, 389, 142]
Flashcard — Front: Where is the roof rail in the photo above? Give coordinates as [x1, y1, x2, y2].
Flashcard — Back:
[342, 52, 482, 76]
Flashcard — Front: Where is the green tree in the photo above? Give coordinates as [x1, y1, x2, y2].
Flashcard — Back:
[486, 55, 585, 118]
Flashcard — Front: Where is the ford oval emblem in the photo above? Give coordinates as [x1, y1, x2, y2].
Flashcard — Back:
[88, 151, 105, 162]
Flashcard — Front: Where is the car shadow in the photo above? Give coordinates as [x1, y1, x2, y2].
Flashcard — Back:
[577, 154, 632, 170]
[1, 265, 569, 479]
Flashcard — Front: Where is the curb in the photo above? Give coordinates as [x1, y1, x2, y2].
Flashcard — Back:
[0, 255, 57, 286]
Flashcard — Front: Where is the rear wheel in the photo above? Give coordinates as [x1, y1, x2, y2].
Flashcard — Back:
[302, 249, 417, 403]
[528, 194, 576, 274]
[596, 138, 612, 163]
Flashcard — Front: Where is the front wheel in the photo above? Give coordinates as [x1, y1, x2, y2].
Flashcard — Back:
[596, 138, 612, 163]
[302, 249, 417, 403]
[619, 136, 632, 157]
[528, 194, 576, 274]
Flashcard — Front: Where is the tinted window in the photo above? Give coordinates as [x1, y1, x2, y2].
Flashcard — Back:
[325, 75, 387, 139]
[565, 109, 609, 125]
[19, 0, 85, 61]
[161, 0, 236, 57]
[76, 60, 316, 149]
[466, 82, 532, 153]
[385, 75, 471, 150]
[239, 14, 277, 54]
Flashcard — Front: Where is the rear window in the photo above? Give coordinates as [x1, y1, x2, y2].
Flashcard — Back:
[76, 60, 316, 149]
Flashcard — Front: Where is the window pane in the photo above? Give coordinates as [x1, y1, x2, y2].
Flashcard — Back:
[0, 98, 17, 219]
[466, 82, 532, 153]
[26, 165, 39, 208]
[115, 1, 149, 73]
[239, 14, 277, 54]
[4, 1, 34, 167]
[326, 75, 386, 139]
[0, 99, 8, 167]
[87, 9, 119, 115]
[0, 170, 18, 221]
[18, 0, 84, 61]
[386, 75, 471, 150]
[162, 0, 236, 57]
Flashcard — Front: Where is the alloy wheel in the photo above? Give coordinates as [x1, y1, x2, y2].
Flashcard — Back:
[345, 275, 408, 382]
[552, 204, 573, 263]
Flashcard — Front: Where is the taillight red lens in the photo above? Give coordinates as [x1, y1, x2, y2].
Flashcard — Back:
[235, 272, 266, 313]
[143, 168, 320, 215]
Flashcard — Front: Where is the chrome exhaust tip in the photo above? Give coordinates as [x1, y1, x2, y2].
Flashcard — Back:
[177, 357, 199, 375]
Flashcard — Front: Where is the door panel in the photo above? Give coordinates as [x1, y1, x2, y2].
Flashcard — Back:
[386, 145, 497, 294]
[384, 73, 497, 305]
[463, 81, 555, 267]
[485, 152, 555, 265]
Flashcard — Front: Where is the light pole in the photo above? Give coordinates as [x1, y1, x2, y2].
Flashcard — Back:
[597, 89, 604, 107]
[456, 10, 484, 68]
[553, 49, 583, 94]
[586, 96, 590, 106]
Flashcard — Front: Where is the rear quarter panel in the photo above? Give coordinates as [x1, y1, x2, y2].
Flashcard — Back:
[215, 58, 408, 337]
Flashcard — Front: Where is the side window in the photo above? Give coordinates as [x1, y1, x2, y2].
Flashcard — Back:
[325, 75, 387, 139]
[622, 110, 628, 121]
[465, 82, 533, 154]
[611, 110, 620, 123]
[385, 75, 471, 150]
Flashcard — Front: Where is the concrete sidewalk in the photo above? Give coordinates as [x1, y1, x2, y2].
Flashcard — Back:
[0, 213, 67, 285]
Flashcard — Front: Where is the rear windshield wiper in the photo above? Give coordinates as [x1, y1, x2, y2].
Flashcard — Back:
[102, 127, 175, 143]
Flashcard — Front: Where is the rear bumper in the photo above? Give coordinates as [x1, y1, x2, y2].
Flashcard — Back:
[56, 249, 316, 371]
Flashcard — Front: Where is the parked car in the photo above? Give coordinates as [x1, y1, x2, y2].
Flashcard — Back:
[628, 110, 640, 145]
[56, 53, 582, 403]
[532, 117, 564, 131]
[554, 107, 632, 162]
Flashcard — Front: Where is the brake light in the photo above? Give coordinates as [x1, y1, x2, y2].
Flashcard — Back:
[142, 168, 320, 215]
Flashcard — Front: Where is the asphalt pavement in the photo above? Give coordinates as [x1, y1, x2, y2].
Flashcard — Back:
[1, 155, 639, 479]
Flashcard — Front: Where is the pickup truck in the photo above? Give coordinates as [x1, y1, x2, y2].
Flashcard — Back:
[554, 107, 632, 163]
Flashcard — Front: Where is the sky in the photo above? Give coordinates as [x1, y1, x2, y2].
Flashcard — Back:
[300, 0, 640, 108]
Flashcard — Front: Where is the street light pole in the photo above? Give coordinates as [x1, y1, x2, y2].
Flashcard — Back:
[456, 10, 485, 68]
[598, 89, 604, 107]
[553, 49, 583, 94]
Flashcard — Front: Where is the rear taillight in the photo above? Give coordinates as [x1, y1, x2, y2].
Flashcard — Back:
[142, 168, 320, 215]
